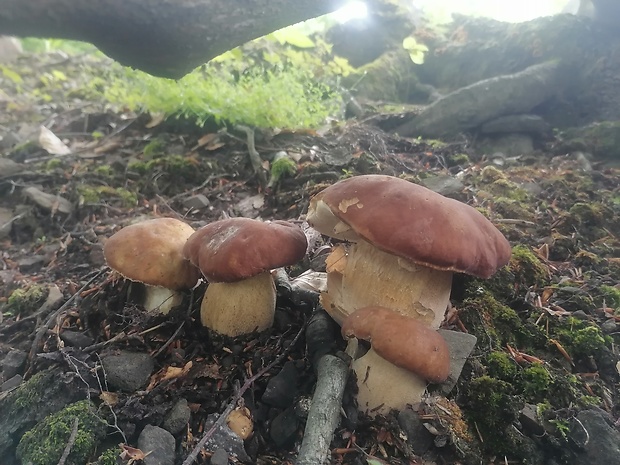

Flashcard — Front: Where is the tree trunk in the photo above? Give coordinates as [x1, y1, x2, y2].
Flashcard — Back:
[0, 0, 348, 78]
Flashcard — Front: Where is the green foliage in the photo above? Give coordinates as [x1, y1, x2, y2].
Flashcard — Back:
[486, 351, 518, 381]
[521, 363, 551, 402]
[601, 284, 620, 311]
[270, 156, 297, 182]
[103, 65, 340, 129]
[402, 36, 429, 64]
[97, 447, 121, 465]
[17, 400, 107, 465]
[20, 38, 97, 54]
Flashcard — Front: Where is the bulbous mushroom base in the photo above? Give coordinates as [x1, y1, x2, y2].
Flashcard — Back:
[321, 240, 453, 329]
[352, 347, 427, 417]
[201, 272, 276, 337]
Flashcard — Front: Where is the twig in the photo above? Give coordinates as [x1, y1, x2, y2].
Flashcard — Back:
[235, 124, 267, 190]
[25, 269, 106, 378]
[182, 323, 307, 465]
[152, 321, 185, 358]
[57, 417, 79, 465]
[296, 354, 349, 465]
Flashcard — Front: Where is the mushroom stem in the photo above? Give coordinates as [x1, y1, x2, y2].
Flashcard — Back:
[201, 271, 276, 336]
[321, 240, 453, 329]
[143, 285, 183, 314]
[352, 347, 427, 415]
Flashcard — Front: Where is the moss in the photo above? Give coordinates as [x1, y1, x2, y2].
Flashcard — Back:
[555, 318, 609, 358]
[492, 197, 536, 220]
[97, 446, 121, 465]
[143, 138, 167, 158]
[270, 156, 297, 182]
[16, 400, 107, 465]
[467, 375, 521, 439]
[128, 154, 200, 180]
[486, 351, 518, 381]
[11, 371, 47, 409]
[600, 284, 620, 311]
[6, 285, 47, 316]
[44, 158, 63, 171]
[480, 165, 506, 183]
[568, 202, 607, 226]
[93, 165, 114, 176]
[77, 185, 138, 207]
[520, 363, 551, 402]
[489, 178, 531, 202]
[446, 152, 471, 167]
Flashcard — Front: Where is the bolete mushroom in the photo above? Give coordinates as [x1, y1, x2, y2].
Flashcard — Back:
[342, 306, 450, 415]
[103, 217, 200, 314]
[306, 174, 511, 329]
[183, 218, 307, 337]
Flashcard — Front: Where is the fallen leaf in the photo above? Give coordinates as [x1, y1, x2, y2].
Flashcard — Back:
[39, 126, 71, 155]
[145, 112, 165, 128]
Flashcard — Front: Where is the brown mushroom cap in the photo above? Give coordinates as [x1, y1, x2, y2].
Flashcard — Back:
[104, 217, 200, 289]
[342, 306, 450, 383]
[183, 218, 308, 282]
[307, 175, 511, 279]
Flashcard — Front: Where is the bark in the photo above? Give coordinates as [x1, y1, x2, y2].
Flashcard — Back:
[0, 0, 348, 78]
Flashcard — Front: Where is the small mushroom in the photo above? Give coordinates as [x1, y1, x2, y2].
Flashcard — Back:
[183, 218, 307, 336]
[306, 174, 511, 329]
[342, 306, 450, 414]
[103, 217, 200, 314]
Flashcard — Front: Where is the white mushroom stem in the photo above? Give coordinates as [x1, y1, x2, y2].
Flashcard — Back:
[201, 271, 276, 337]
[351, 346, 427, 416]
[143, 285, 183, 315]
[321, 239, 453, 329]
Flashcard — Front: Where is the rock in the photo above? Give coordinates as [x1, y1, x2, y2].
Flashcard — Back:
[60, 330, 94, 348]
[199, 413, 250, 461]
[1, 349, 27, 379]
[420, 175, 465, 198]
[480, 114, 551, 137]
[210, 448, 229, 465]
[477, 133, 534, 157]
[0, 157, 24, 176]
[0, 207, 13, 240]
[397, 408, 434, 456]
[183, 194, 210, 210]
[138, 425, 176, 465]
[571, 409, 620, 465]
[162, 398, 191, 435]
[22, 186, 74, 214]
[601, 319, 617, 334]
[437, 329, 477, 395]
[1, 374, 22, 392]
[16, 255, 45, 272]
[270, 407, 298, 448]
[100, 351, 154, 392]
[519, 403, 545, 436]
[262, 361, 299, 408]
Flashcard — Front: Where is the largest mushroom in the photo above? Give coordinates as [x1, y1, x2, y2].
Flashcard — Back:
[306, 174, 511, 414]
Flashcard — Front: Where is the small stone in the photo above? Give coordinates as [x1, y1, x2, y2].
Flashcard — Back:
[162, 398, 191, 435]
[210, 448, 229, 465]
[1, 374, 22, 391]
[262, 361, 298, 408]
[138, 425, 176, 465]
[397, 408, 434, 456]
[101, 351, 154, 392]
[519, 403, 545, 436]
[270, 407, 298, 448]
[60, 330, 94, 348]
[16, 255, 45, 272]
[420, 175, 465, 198]
[571, 409, 620, 465]
[601, 319, 617, 334]
[183, 194, 210, 210]
[437, 329, 478, 395]
[1, 348, 28, 379]
[200, 413, 250, 461]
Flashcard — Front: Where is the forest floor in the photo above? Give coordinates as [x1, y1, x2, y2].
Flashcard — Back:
[1, 50, 620, 465]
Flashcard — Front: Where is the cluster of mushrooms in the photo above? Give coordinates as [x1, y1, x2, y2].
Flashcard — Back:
[103, 174, 511, 416]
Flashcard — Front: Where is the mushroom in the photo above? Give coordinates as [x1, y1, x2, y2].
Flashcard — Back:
[183, 218, 307, 336]
[306, 174, 512, 329]
[341, 306, 450, 415]
[103, 217, 200, 314]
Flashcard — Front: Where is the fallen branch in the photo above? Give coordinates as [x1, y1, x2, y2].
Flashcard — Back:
[57, 416, 79, 465]
[296, 354, 349, 465]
